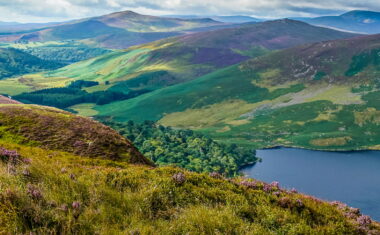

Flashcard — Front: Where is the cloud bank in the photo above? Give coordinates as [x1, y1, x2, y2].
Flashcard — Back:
[0, 0, 379, 22]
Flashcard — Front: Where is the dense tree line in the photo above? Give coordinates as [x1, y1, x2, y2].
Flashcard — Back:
[103, 120, 257, 176]
[14, 86, 150, 108]
[67, 80, 99, 89]
[22, 46, 110, 64]
[0, 48, 63, 79]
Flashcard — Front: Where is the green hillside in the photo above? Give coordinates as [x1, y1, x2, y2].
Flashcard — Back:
[0, 48, 63, 79]
[2, 41, 111, 65]
[0, 104, 378, 233]
[0, 19, 357, 96]
[94, 34, 380, 150]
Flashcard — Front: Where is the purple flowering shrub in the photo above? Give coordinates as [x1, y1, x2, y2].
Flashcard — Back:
[26, 184, 43, 200]
[239, 180, 258, 189]
[0, 105, 153, 165]
[0, 147, 20, 163]
[172, 172, 186, 185]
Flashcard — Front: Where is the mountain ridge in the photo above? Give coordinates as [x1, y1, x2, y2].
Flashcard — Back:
[1, 19, 359, 96]
[0, 10, 225, 49]
[300, 10, 380, 34]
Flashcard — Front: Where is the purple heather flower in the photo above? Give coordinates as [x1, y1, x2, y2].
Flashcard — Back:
[349, 207, 361, 216]
[26, 184, 42, 200]
[278, 197, 291, 208]
[270, 181, 280, 189]
[330, 201, 348, 210]
[357, 215, 372, 226]
[296, 199, 304, 208]
[72, 201, 81, 210]
[240, 180, 258, 189]
[290, 188, 298, 193]
[344, 212, 357, 219]
[273, 191, 281, 197]
[0, 147, 20, 165]
[172, 172, 186, 185]
[0, 148, 20, 158]
[263, 184, 272, 193]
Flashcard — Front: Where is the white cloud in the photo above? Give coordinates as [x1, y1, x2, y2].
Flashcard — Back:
[0, 0, 379, 23]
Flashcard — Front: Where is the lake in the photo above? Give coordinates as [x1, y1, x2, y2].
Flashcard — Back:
[241, 148, 380, 221]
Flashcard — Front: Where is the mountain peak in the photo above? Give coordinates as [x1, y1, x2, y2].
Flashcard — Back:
[102, 10, 145, 19]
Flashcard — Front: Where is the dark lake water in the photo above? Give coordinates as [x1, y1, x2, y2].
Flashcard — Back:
[241, 148, 380, 221]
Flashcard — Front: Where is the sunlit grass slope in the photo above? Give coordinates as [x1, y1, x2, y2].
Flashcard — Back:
[0, 104, 378, 233]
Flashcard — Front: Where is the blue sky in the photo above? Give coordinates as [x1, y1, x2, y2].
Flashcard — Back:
[0, 0, 379, 23]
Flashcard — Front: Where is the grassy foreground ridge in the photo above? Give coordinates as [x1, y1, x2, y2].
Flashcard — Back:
[0, 103, 379, 233]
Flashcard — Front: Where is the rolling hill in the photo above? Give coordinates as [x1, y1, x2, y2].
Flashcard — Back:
[0, 19, 358, 96]
[0, 103, 378, 233]
[300, 10, 380, 34]
[0, 11, 225, 49]
[92, 33, 380, 151]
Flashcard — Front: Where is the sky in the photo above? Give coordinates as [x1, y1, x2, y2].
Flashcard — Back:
[0, 0, 379, 23]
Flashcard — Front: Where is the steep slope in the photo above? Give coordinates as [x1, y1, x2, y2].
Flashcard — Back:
[0, 104, 378, 233]
[94, 33, 380, 150]
[0, 104, 152, 165]
[301, 10, 380, 34]
[0, 48, 63, 79]
[0, 11, 224, 49]
[1, 19, 358, 96]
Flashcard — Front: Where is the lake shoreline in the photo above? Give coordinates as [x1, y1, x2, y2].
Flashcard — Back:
[260, 144, 380, 153]
[241, 148, 380, 221]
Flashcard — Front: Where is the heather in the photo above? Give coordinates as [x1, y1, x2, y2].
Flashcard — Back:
[0, 141, 379, 234]
[102, 120, 257, 176]
[0, 104, 152, 165]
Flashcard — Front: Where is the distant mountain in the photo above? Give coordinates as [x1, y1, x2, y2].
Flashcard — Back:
[165, 15, 261, 23]
[0, 11, 225, 49]
[0, 48, 63, 79]
[0, 22, 61, 33]
[299, 10, 380, 34]
[211, 16, 262, 23]
[9, 19, 358, 95]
